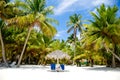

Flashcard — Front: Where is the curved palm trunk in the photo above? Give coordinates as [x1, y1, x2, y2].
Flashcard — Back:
[107, 47, 120, 61]
[0, 29, 8, 67]
[112, 52, 120, 61]
[104, 43, 120, 62]
[17, 27, 33, 67]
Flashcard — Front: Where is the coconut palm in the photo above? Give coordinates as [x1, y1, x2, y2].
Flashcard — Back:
[0, 20, 9, 66]
[0, 0, 12, 66]
[0, 0, 27, 67]
[28, 31, 53, 65]
[67, 13, 82, 64]
[0, 0, 24, 19]
[67, 34, 74, 43]
[6, 0, 57, 67]
[82, 4, 120, 67]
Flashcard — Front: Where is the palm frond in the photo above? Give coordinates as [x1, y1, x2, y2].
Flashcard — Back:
[41, 6, 54, 15]
[67, 26, 74, 33]
[46, 17, 59, 25]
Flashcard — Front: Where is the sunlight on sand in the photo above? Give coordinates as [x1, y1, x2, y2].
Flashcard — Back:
[0, 65, 120, 80]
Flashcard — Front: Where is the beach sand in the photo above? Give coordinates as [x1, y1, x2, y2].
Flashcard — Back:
[0, 65, 120, 80]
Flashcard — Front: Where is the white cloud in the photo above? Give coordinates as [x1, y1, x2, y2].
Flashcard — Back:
[53, 0, 113, 15]
[54, 0, 78, 15]
[54, 30, 68, 40]
[92, 0, 111, 6]
[91, 0, 112, 15]
[55, 30, 67, 37]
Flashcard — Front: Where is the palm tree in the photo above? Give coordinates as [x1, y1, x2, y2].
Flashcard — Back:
[67, 13, 82, 64]
[0, 0, 24, 19]
[0, 20, 9, 67]
[82, 4, 120, 67]
[0, 0, 15, 67]
[67, 34, 74, 43]
[7, 0, 57, 67]
[0, 0, 25, 67]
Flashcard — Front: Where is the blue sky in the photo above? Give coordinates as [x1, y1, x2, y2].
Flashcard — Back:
[46, 0, 120, 41]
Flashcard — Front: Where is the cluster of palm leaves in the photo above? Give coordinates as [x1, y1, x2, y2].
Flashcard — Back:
[70, 4, 120, 67]
[0, 0, 120, 68]
[0, 0, 58, 67]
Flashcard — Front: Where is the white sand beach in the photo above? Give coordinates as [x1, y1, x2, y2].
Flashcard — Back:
[0, 65, 120, 80]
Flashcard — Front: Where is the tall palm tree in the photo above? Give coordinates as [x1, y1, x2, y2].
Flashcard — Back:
[67, 13, 82, 64]
[82, 4, 120, 67]
[0, 20, 9, 67]
[0, 0, 26, 67]
[7, 0, 57, 67]
[0, 0, 15, 67]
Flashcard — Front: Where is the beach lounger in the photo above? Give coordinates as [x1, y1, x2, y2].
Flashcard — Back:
[50, 63, 56, 71]
[60, 64, 65, 70]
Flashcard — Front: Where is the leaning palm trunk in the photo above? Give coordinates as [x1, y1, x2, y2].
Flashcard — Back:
[0, 29, 8, 67]
[107, 48, 120, 61]
[104, 43, 120, 61]
[17, 27, 33, 67]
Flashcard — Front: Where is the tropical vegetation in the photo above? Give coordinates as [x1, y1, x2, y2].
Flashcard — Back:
[0, 0, 120, 68]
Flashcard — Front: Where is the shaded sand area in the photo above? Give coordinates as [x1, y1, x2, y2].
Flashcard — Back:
[0, 65, 120, 80]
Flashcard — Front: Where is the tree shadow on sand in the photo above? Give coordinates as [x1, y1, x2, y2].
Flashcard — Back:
[0, 65, 49, 70]
[83, 66, 120, 72]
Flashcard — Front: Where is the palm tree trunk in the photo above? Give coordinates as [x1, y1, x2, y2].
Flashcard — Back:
[107, 48, 120, 61]
[112, 44, 117, 68]
[0, 29, 8, 67]
[104, 43, 120, 61]
[17, 27, 33, 67]
[112, 55, 116, 67]
[73, 27, 77, 65]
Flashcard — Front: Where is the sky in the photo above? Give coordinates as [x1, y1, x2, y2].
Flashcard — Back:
[46, 0, 120, 41]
